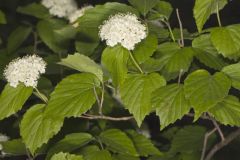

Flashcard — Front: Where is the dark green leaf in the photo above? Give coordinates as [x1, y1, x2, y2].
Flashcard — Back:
[84, 150, 112, 160]
[2, 139, 26, 155]
[17, 3, 50, 19]
[0, 10, 6, 24]
[128, 0, 158, 16]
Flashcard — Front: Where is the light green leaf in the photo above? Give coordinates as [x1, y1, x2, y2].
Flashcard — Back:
[75, 145, 100, 157]
[152, 84, 191, 129]
[126, 130, 162, 156]
[0, 10, 6, 24]
[45, 73, 100, 118]
[133, 34, 158, 64]
[20, 104, 64, 154]
[153, 1, 173, 19]
[211, 25, 240, 57]
[193, 0, 227, 32]
[46, 133, 93, 160]
[209, 96, 240, 126]
[113, 154, 140, 160]
[120, 73, 166, 126]
[128, 0, 158, 16]
[17, 3, 50, 19]
[51, 152, 83, 160]
[7, 26, 32, 53]
[170, 126, 207, 153]
[0, 84, 33, 120]
[99, 129, 138, 156]
[102, 45, 129, 87]
[222, 63, 240, 90]
[184, 70, 231, 119]
[84, 150, 112, 160]
[59, 53, 103, 81]
[192, 34, 227, 70]
[1, 139, 26, 155]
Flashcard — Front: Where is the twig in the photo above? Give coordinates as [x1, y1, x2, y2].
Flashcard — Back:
[210, 117, 225, 141]
[129, 51, 143, 74]
[81, 114, 134, 121]
[201, 128, 217, 160]
[205, 128, 240, 160]
[176, 9, 184, 47]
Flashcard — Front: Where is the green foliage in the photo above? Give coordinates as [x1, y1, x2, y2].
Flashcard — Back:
[50, 152, 83, 160]
[0, 10, 6, 24]
[17, 3, 50, 19]
[84, 150, 112, 160]
[128, 0, 158, 16]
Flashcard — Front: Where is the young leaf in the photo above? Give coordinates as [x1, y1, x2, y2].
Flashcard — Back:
[0, 84, 33, 120]
[192, 34, 227, 70]
[101, 45, 129, 87]
[133, 34, 158, 64]
[126, 130, 162, 156]
[46, 133, 93, 160]
[211, 25, 240, 57]
[128, 0, 158, 16]
[20, 104, 64, 154]
[120, 73, 166, 126]
[99, 129, 138, 156]
[0, 10, 6, 24]
[51, 152, 83, 160]
[209, 96, 240, 126]
[193, 0, 227, 32]
[184, 70, 231, 120]
[17, 3, 50, 19]
[222, 63, 240, 90]
[84, 150, 112, 160]
[59, 53, 103, 81]
[44, 73, 100, 118]
[7, 26, 32, 53]
[152, 84, 191, 129]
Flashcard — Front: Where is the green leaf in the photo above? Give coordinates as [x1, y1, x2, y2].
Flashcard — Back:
[209, 96, 240, 126]
[75, 145, 100, 157]
[152, 84, 191, 129]
[193, 0, 227, 32]
[113, 154, 140, 160]
[99, 129, 138, 156]
[170, 126, 207, 153]
[126, 130, 162, 156]
[20, 104, 64, 154]
[153, 1, 173, 19]
[120, 73, 166, 126]
[84, 150, 112, 160]
[0, 84, 33, 120]
[210, 25, 240, 57]
[46, 133, 93, 160]
[78, 2, 138, 41]
[37, 19, 68, 53]
[51, 152, 83, 160]
[128, 0, 158, 16]
[59, 53, 103, 81]
[192, 34, 227, 70]
[75, 41, 99, 56]
[184, 70, 231, 119]
[7, 26, 32, 53]
[1, 139, 26, 155]
[45, 73, 100, 118]
[133, 34, 158, 64]
[0, 10, 6, 24]
[102, 45, 129, 87]
[17, 3, 50, 19]
[222, 63, 240, 90]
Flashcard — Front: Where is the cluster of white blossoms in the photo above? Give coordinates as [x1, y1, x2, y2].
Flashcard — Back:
[41, 0, 77, 18]
[99, 13, 147, 50]
[68, 5, 93, 23]
[4, 55, 46, 88]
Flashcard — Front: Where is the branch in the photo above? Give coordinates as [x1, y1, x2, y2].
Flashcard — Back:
[205, 128, 240, 160]
[201, 128, 217, 160]
[176, 8, 184, 47]
[80, 114, 134, 121]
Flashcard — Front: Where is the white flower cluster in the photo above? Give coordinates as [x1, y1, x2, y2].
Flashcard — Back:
[99, 13, 147, 50]
[4, 55, 46, 88]
[41, 0, 77, 18]
[68, 5, 93, 23]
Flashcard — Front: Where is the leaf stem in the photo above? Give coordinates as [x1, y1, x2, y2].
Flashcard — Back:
[201, 128, 217, 160]
[216, 1, 222, 27]
[162, 20, 176, 42]
[99, 83, 105, 115]
[81, 114, 134, 121]
[176, 9, 184, 47]
[34, 88, 48, 103]
[129, 51, 143, 74]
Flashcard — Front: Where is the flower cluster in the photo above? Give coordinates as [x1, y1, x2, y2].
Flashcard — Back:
[41, 0, 77, 18]
[99, 13, 147, 50]
[68, 5, 93, 23]
[4, 55, 46, 88]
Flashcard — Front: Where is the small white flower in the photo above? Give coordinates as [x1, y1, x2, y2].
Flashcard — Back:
[4, 55, 46, 88]
[99, 13, 147, 50]
[68, 5, 93, 23]
[41, 0, 77, 18]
